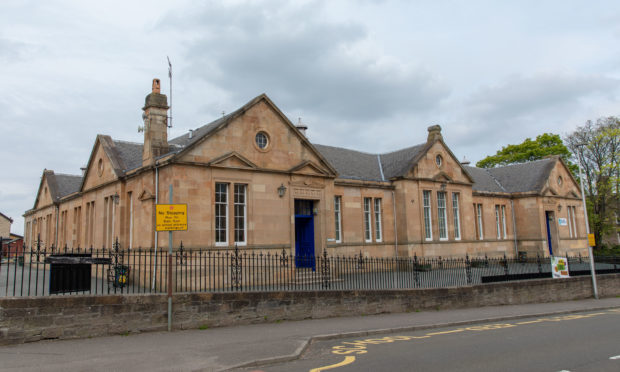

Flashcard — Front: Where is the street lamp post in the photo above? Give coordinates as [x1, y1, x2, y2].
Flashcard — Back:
[576, 145, 598, 299]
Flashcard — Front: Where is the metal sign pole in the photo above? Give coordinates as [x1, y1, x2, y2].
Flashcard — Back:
[168, 184, 173, 331]
[577, 154, 598, 299]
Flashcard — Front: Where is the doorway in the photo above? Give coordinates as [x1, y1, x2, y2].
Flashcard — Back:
[294, 199, 315, 268]
[545, 211, 556, 256]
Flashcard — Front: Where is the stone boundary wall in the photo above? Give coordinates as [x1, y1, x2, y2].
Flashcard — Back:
[1, 274, 619, 345]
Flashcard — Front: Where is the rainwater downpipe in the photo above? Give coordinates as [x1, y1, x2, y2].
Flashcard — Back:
[55, 204, 59, 249]
[510, 199, 518, 257]
[392, 190, 398, 258]
[152, 162, 159, 290]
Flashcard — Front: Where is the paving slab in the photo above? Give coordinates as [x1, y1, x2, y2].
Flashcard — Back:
[0, 297, 619, 372]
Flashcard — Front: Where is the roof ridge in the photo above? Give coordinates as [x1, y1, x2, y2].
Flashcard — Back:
[313, 143, 379, 156]
[379, 142, 425, 156]
[490, 157, 555, 170]
[112, 139, 143, 146]
[377, 154, 385, 181]
[54, 172, 82, 178]
[482, 168, 507, 192]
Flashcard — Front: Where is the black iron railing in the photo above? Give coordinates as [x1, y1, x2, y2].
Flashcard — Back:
[1, 236, 619, 297]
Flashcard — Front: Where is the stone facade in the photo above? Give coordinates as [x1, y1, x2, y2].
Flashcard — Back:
[23, 79, 588, 258]
[0, 212, 12, 238]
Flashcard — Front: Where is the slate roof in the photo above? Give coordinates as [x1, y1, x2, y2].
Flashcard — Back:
[380, 144, 427, 180]
[313, 144, 385, 181]
[74, 93, 558, 195]
[54, 174, 83, 198]
[313, 143, 428, 182]
[112, 140, 143, 171]
[486, 158, 557, 193]
[464, 157, 557, 194]
[42, 171, 83, 205]
[463, 166, 506, 193]
[169, 114, 232, 148]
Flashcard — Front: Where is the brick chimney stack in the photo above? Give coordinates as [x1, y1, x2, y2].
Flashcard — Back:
[142, 78, 169, 166]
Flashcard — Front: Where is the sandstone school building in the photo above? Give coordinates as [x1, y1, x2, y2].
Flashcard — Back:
[24, 79, 588, 259]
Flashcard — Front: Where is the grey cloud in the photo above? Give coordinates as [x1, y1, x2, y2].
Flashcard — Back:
[164, 0, 449, 122]
[466, 74, 619, 121]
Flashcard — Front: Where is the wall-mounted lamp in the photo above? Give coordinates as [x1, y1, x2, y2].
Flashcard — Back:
[113, 192, 120, 205]
[557, 205, 562, 212]
[277, 184, 287, 198]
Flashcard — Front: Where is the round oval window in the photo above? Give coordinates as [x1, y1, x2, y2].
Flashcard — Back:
[435, 155, 443, 167]
[255, 132, 269, 149]
[557, 176, 563, 186]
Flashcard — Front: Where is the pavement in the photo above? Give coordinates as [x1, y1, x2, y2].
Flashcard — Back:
[0, 297, 619, 372]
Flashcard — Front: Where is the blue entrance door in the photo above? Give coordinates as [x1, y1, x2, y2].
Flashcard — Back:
[545, 211, 553, 255]
[294, 200, 315, 268]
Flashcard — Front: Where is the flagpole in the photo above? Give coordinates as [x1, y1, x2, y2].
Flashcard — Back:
[167, 56, 172, 129]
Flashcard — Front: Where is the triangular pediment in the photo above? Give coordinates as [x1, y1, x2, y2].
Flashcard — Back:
[81, 135, 123, 191]
[432, 172, 453, 182]
[173, 95, 337, 177]
[288, 161, 330, 176]
[33, 171, 55, 209]
[138, 189, 155, 201]
[542, 187, 558, 196]
[410, 140, 474, 184]
[567, 190, 579, 198]
[209, 152, 258, 169]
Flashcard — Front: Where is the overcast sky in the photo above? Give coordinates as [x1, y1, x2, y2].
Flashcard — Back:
[2, 0, 620, 234]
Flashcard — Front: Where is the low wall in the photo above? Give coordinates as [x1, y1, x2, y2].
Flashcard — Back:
[1, 274, 619, 345]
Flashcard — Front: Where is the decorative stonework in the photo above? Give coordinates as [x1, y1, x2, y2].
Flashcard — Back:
[292, 187, 322, 199]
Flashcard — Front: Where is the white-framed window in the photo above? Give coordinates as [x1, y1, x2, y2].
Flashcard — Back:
[363, 197, 372, 242]
[234, 184, 247, 245]
[437, 191, 447, 240]
[495, 205, 501, 239]
[215, 183, 228, 245]
[334, 196, 342, 243]
[374, 198, 382, 242]
[452, 193, 461, 240]
[476, 203, 484, 240]
[501, 205, 507, 239]
[423, 190, 432, 240]
[570, 206, 578, 238]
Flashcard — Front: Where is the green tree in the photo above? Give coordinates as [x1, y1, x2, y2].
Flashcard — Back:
[565, 117, 620, 250]
[476, 133, 573, 169]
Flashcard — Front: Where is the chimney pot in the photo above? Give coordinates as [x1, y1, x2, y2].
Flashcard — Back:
[152, 78, 161, 94]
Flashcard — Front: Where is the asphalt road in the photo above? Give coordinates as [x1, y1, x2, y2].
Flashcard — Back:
[246, 308, 620, 372]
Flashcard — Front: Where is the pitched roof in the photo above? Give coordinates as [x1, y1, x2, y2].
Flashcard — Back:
[35, 170, 82, 207]
[314, 144, 385, 181]
[169, 114, 231, 149]
[313, 143, 429, 182]
[486, 158, 557, 193]
[463, 166, 506, 193]
[112, 140, 143, 171]
[53, 173, 82, 198]
[380, 144, 427, 179]
[464, 157, 557, 194]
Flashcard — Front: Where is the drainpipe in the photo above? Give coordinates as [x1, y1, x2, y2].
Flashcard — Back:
[510, 199, 518, 257]
[392, 190, 398, 258]
[55, 204, 59, 249]
[152, 161, 159, 290]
